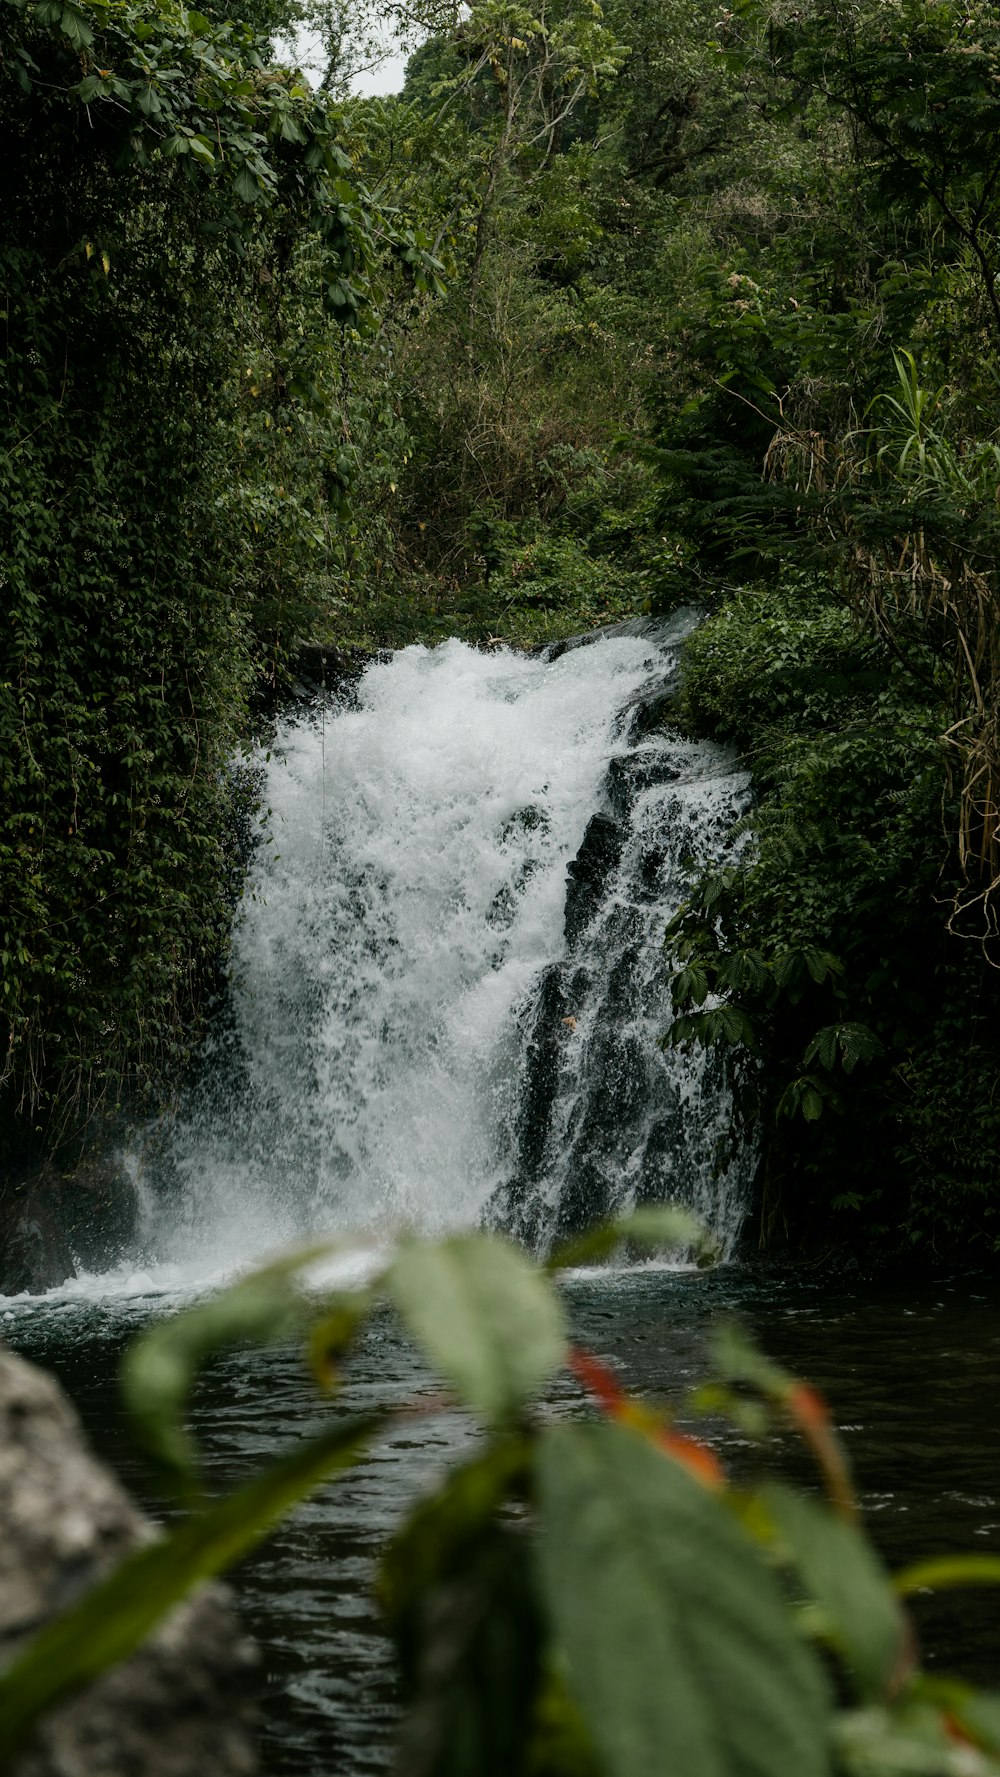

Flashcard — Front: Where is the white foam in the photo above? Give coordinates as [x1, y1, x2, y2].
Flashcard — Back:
[10, 626, 752, 1302]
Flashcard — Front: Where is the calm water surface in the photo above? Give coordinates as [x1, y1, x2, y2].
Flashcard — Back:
[7, 1267, 1000, 1773]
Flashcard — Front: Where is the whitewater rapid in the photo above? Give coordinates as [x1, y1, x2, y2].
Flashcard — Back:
[14, 617, 752, 1303]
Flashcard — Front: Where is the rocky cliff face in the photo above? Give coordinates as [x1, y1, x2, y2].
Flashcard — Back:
[0, 1345, 260, 1775]
[0, 1155, 139, 1295]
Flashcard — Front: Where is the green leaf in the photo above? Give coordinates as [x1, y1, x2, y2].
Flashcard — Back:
[674, 963, 710, 1006]
[777, 1074, 837, 1122]
[307, 1290, 373, 1389]
[804, 947, 843, 985]
[136, 82, 162, 117]
[711, 1322, 795, 1397]
[661, 1004, 757, 1052]
[381, 1444, 539, 1777]
[120, 1250, 343, 1492]
[894, 1554, 1000, 1596]
[530, 1666, 605, 1777]
[59, 3, 93, 47]
[537, 1421, 831, 1777]
[805, 1025, 839, 1070]
[386, 1234, 566, 1426]
[753, 1483, 906, 1699]
[277, 111, 307, 143]
[234, 163, 260, 202]
[380, 1440, 531, 1628]
[802, 1085, 825, 1121]
[0, 1410, 381, 1762]
[393, 1525, 543, 1777]
[717, 950, 768, 992]
[712, 1004, 758, 1047]
[804, 1024, 883, 1076]
[547, 1205, 709, 1271]
[774, 948, 843, 992]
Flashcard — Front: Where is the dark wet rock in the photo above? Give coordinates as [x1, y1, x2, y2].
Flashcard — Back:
[0, 1156, 139, 1296]
[0, 1172, 75, 1295]
[606, 753, 683, 821]
[564, 812, 623, 947]
[61, 1153, 138, 1273]
[500, 804, 548, 842]
[550, 1160, 613, 1246]
[488, 966, 574, 1246]
[291, 640, 380, 702]
[515, 965, 567, 1184]
[533, 609, 704, 663]
[625, 687, 678, 738]
[0, 1345, 260, 1776]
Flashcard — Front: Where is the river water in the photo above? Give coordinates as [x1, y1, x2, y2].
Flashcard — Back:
[5, 1267, 1000, 1773]
[2, 627, 998, 1770]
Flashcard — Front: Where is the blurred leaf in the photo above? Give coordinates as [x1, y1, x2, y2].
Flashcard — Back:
[548, 1205, 708, 1271]
[528, 1664, 605, 1777]
[711, 1321, 796, 1397]
[308, 1290, 373, 1390]
[0, 1410, 381, 1762]
[537, 1421, 831, 1777]
[387, 1234, 566, 1426]
[752, 1483, 906, 1698]
[834, 1699, 1000, 1777]
[121, 1242, 358, 1493]
[947, 1691, 1000, 1758]
[390, 1527, 543, 1777]
[894, 1554, 1000, 1596]
[380, 1439, 531, 1631]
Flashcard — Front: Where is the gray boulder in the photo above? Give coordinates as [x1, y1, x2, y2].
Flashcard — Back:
[0, 1345, 260, 1775]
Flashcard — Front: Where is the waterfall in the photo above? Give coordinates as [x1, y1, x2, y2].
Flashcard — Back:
[145, 614, 752, 1273]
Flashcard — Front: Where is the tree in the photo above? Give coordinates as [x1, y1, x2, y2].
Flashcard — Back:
[0, 0, 374, 1170]
[734, 0, 1000, 351]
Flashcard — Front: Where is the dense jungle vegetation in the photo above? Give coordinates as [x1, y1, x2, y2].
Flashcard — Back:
[4, 0, 1000, 1261]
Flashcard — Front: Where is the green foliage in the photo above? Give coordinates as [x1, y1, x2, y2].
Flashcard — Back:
[120, 1243, 365, 1493]
[665, 582, 1000, 1255]
[5, 1227, 1000, 1773]
[733, 0, 1000, 345]
[7, 0, 1000, 1290]
[538, 1420, 830, 1777]
[547, 1203, 708, 1269]
[309, 0, 666, 651]
[386, 1233, 567, 1426]
[754, 1484, 905, 1699]
[0, 0, 388, 1170]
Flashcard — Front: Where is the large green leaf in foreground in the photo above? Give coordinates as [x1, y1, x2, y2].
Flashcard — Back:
[537, 1421, 832, 1777]
[387, 1233, 566, 1426]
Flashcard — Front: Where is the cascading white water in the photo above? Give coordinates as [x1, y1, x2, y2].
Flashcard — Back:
[142, 614, 752, 1274]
